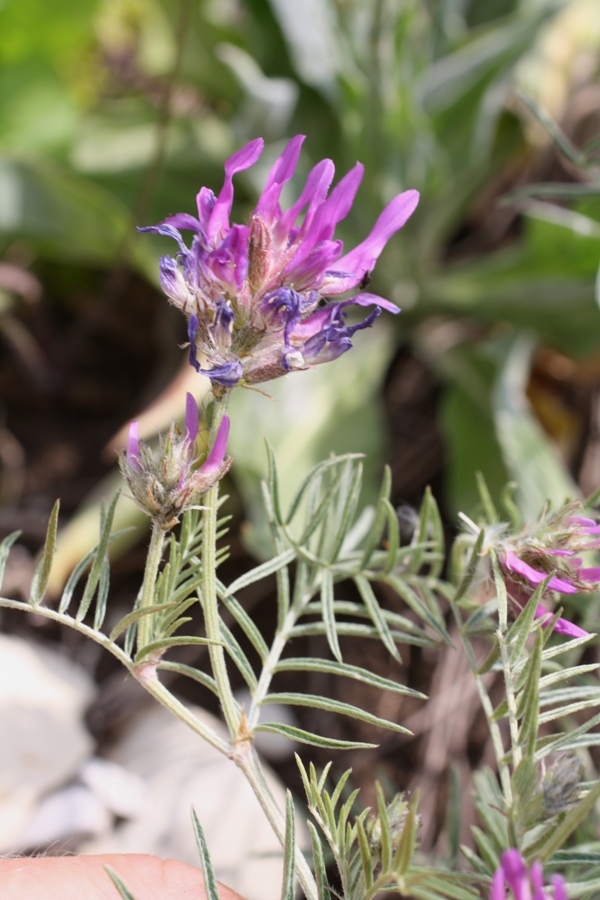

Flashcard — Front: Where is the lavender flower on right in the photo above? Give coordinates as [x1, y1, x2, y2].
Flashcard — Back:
[498, 504, 600, 638]
[460, 501, 600, 638]
[491, 850, 567, 900]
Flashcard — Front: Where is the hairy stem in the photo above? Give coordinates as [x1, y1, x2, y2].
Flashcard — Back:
[137, 520, 166, 654]
[235, 744, 319, 900]
[202, 391, 239, 737]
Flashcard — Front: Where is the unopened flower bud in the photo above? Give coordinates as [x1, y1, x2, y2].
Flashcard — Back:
[119, 394, 232, 530]
[542, 755, 584, 815]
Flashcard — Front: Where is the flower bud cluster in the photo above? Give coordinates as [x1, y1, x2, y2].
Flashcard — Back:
[119, 393, 232, 530]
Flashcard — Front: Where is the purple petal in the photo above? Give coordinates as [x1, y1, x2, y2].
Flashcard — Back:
[530, 861, 544, 898]
[285, 240, 343, 290]
[208, 138, 264, 240]
[346, 291, 400, 314]
[127, 421, 141, 470]
[162, 212, 204, 233]
[275, 158, 335, 243]
[303, 162, 364, 246]
[196, 187, 216, 231]
[503, 550, 577, 594]
[500, 850, 528, 900]
[185, 393, 199, 444]
[551, 876, 568, 900]
[198, 360, 244, 387]
[548, 549, 577, 557]
[567, 515, 596, 527]
[206, 224, 249, 289]
[290, 305, 335, 340]
[188, 314, 200, 372]
[138, 223, 189, 255]
[535, 606, 589, 638]
[159, 256, 189, 307]
[200, 415, 230, 476]
[329, 190, 420, 292]
[578, 566, 600, 580]
[211, 299, 235, 352]
[490, 870, 506, 900]
[255, 135, 305, 222]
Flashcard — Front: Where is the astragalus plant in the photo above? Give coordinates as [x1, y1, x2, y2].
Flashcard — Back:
[2, 137, 599, 900]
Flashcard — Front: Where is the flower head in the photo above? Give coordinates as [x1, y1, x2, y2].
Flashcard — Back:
[491, 850, 567, 900]
[498, 504, 600, 638]
[140, 135, 419, 387]
[119, 394, 232, 529]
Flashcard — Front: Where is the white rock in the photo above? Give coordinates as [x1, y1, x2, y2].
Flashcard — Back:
[0, 634, 95, 852]
[82, 704, 304, 900]
[80, 757, 146, 819]
[15, 785, 111, 849]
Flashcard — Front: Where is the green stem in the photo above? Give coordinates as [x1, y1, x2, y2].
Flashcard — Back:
[235, 745, 319, 900]
[137, 520, 166, 654]
[202, 391, 239, 737]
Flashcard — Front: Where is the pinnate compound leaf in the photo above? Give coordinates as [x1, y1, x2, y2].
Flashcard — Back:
[255, 722, 377, 750]
[30, 500, 60, 606]
[192, 809, 221, 900]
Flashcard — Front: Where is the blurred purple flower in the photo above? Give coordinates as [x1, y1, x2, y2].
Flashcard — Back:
[491, 850, 567, 900]
[140, 135, 419, 387]
[499, 506, 600, 638]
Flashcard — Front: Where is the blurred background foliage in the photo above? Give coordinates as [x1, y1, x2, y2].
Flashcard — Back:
[1, 0, 600, 574]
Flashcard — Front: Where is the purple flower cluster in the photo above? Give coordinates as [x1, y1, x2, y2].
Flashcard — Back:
[499, 506, 600, 638]
[141, 135, 419, 387]
[120, 393, 231, 529]
[491, 850, 567, 900]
